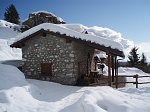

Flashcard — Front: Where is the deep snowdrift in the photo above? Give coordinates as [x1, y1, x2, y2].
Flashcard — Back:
[0, 20, 21, 61]
[0, 63, 150, 112]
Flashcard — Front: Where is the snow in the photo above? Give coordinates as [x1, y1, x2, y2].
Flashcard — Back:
[0, 63, 150, 112]
[1, 12, 150, 111]
[96, 51, 107, 58]
[13, 23, 124, 52]
[0, 39, 21, 61]
[0, 20, 22, 61]
[0, 27, 19, 39]
[1, 19, 150, 62]
[118, 67, 150, 88]
[0, 20, 20, 39]
[61, 24, 134, 61]
[1, 19, 150, 111]
[2, 19, 149, 61]
[0, 20, 18, 28]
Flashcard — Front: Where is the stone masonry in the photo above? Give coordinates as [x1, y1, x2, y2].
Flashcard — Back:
[22, 33, 94, 85]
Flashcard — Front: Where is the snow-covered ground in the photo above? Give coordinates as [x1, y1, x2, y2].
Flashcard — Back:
[0, 19, 150, 111]
[0, 63, 150, 112]
[0, 20, 21, 61]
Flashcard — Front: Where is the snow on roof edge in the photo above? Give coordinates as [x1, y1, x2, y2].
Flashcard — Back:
[13, 23, 124, 53]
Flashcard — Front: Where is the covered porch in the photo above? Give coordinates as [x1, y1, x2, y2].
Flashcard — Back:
[77, 43, 125, 88]
[84, 54, 124, 88]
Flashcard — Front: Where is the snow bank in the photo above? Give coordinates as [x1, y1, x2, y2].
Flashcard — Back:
[81, 86, 150, 112]
[0, 20, 18, 28]
[0, 27, 19, 39]
[0, 20, 22, 61]
[118, 67, 150, 88]
[0, 63, 150, 112]
[0, 64, 27, 89]
[0, 39, 21, 61]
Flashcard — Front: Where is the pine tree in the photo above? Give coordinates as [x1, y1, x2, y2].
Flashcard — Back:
[4, 4, 20, 24]
[128, 47, 140, 67]
[140, 53, 147, 67]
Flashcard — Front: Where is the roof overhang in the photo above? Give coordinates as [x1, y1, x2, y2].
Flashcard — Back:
[10, 29, 125, 58]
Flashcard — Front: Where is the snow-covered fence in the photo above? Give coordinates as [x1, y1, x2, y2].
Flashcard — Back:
[116, 74, 150, 88]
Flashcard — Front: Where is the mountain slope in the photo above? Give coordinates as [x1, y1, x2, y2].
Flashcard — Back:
[0, 20, 21, 61]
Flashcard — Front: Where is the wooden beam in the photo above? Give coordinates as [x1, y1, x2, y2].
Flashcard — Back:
[111, 56, 114, 82]
[116, 58, 120, 88]
[108, 55, 111, 86]
[114, 56, 117, 77]
[114, 56, 118, 88]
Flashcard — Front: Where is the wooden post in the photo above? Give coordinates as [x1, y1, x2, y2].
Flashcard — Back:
[87, 53, 91, 75]
[108, 55, 111, 86]
[111, 56, 114, 82]
[114, 56, 117, 77]
[135, 74, 138, 88]
[133, 74, 138, 88]
[87, 59, 89, 75]
[94, 61, 97, 71]
[114, 57, 118, 88]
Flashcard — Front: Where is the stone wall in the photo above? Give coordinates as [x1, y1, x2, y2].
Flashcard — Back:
[22, 33, 94, 85]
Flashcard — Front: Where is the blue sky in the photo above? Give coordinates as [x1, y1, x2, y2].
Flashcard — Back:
[0, 0, 150, 43]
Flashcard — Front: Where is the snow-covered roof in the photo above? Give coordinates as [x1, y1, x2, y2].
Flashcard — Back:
[11, 23, 124, 57]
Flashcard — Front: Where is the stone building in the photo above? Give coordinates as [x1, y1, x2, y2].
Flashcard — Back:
[11, 23, 124, 86]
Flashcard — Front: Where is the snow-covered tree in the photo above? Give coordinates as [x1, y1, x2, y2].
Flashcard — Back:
[128, 47, 140, 67]
[4, 4, 20, 24]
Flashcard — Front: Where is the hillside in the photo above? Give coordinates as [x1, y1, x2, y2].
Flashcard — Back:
[0, 20, 21, 61]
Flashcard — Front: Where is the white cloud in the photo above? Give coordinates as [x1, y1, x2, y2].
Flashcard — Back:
[137, 42, 150, 53]
[136, 42, 150, 62]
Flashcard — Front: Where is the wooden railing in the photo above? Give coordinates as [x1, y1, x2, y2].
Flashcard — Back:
[84, 72, 109, 86]
[115, 74, 150, 88]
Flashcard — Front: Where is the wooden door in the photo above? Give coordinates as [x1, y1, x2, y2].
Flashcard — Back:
[41, 63, 52, 76]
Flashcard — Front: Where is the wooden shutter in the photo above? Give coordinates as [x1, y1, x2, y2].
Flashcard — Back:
[41, 63, 52, 76]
